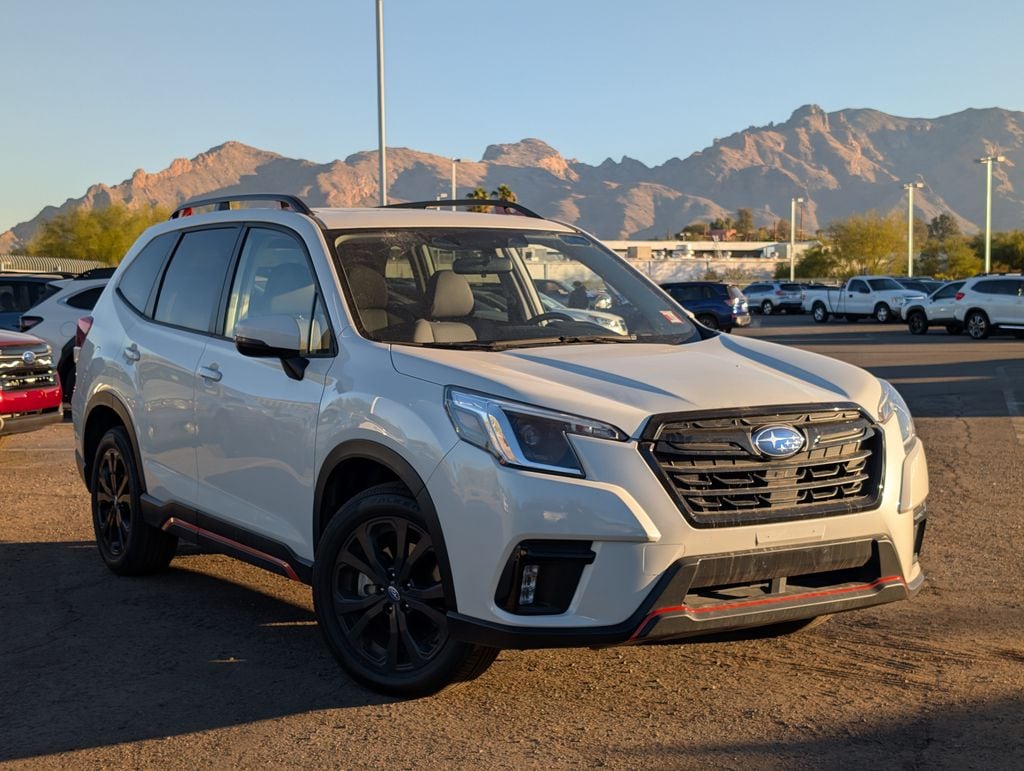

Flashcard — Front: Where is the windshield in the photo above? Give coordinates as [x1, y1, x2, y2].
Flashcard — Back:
[329, 228, 699, 349]
[867, 278, 903, 291]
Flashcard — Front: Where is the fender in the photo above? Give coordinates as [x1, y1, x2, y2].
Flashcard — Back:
[81, 390, 144, 494]
[314, 439, 458, 611]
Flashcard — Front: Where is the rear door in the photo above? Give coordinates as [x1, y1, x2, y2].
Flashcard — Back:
[927, 281, 963, 322]
[195, 225, 334, 556]
[121, 226, 240, 506]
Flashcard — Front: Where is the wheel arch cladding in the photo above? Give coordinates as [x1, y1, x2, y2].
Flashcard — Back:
[82, 393, 143, 494]
[314, 440, 458, 611]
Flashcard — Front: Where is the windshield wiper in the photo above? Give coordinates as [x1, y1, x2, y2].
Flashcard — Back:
[412, 335, 640, 351]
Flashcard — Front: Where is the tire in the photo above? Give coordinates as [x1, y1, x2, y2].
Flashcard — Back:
[761, 300, 774, 316]
[965, 310, 991, 339]
[945, 323, 963, 336]
[91, 427, 177, 575]
[907, 311, 928, 335]
[1014, 331, 1024, 340]
[873, 303, 892, 323]
[696, 314, 720, 331]
[811, 303, 829, 323]
[57, 354, 75, 406]
[313, 482, 498, 697]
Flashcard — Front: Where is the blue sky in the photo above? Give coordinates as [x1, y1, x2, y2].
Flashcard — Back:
[2, 0, 1021, 233]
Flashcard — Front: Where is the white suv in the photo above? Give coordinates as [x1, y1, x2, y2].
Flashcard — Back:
[952, 274, 1024, 339]
[73, 194, 928, 696]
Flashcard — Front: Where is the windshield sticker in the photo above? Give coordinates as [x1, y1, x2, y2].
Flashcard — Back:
[660, 310, 684, 324]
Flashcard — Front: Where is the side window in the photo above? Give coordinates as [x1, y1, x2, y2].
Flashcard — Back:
[975, 279, 1016, 296]
[933, 284, 959, 300]
[118, 231, 178, 315]
[849, 280, 869, 294]
[65, 286, 105, 310]
[670, 285, 701, 303]
[154, 228, 238, 333]
[224, 227, 332, 355]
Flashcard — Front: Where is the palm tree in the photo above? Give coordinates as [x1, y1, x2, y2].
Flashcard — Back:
[466, 186, 490, 213]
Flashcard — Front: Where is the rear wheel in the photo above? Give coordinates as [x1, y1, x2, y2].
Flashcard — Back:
[696, 314, 720, 331]
[91, 427, 177, 575]
[313, 483, 498, 697]
[907, 311, 928, 335]
[945, 323, 963, 335]
[966, 310, 991, 339]
[873, 303, 892, 323]
[761, 300, 774, 315]
[811, 303, 829, 323]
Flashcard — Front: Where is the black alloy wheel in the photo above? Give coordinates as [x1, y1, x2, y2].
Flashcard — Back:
[907, 311, 928, 335]
[91, 427, 177, 575]
[966, 310, 991, 339]
[697, 314, 720, 330]
[761, 300, 774, 315]
[313, 483, 497, 696]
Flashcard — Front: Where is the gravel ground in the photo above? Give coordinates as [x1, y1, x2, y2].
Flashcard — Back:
[1, 319, 1022, 769]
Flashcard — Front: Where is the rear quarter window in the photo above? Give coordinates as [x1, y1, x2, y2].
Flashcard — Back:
[118, 231, 179, 315]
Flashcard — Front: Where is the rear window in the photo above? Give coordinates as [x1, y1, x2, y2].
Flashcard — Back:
[0, 279, 57, 314]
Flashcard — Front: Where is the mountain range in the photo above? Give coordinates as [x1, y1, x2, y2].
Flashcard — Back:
[3, 104, 1022, 252]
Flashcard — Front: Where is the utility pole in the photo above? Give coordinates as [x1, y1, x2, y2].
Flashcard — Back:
[375, 0, 387, 205]
[902, 181, 923, 277]
[976, 155, 1006, 273]
[789, 197, 803, 282]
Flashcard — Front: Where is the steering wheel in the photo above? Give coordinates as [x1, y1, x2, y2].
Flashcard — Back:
[527, 311, 575, 325]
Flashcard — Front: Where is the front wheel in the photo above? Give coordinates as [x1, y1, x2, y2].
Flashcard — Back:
[873, 303, 892, 323]
[812, 303, 830, 323]
[91, 427, 177, 575]
[907, 311, 928, 335]
[966, 310, 991, 339]
[313, 483, 497, 697]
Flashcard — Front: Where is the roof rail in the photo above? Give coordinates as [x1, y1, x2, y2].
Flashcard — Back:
[383, 199, 544, 219]
[170, 194, 313, 219]
[73, 267, 117, 280]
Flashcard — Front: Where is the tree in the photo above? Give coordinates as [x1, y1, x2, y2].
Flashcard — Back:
[773, 244, 839, 279]
[826, 210, 904, 275]
[27, 203, 170, 264]
[677, 222, 707, 238]
[735, 208, 754, 239]
[466, 186, 490, 213]
[927, 213, 961, 243]
[775, 219, 790, 241]
[490, 184, 517, 202]
[918, 235, 981, 279]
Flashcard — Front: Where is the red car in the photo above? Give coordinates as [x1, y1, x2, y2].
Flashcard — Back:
[0, 330, 62, 438]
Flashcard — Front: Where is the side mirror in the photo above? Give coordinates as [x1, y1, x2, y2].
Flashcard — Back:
[235, 315, 309, 380]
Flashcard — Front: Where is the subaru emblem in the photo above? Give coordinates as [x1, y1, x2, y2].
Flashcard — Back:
[22, 351, 36, 366]
[752, 425, 805, 458]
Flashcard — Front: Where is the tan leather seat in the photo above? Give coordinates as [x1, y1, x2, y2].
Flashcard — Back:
[347, 265, 392, 334]
[412, 271, 476, 344]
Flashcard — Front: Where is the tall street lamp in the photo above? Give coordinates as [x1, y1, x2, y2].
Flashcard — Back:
[976, 154, 1006, 273]
[902, 181, 924, 277]
[450, 158, 464, 211]
[375, 0, 387, 206]
[789, 196, 804, 281]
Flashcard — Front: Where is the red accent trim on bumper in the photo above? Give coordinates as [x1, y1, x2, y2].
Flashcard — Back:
[629, 574, 905, 641]
[162, 517, 301, 582]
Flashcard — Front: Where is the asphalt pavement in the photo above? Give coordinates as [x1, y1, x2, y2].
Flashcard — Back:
[1, 315, 1022, 769]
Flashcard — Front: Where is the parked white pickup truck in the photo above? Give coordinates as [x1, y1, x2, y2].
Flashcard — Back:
[803, 276, 927, 323]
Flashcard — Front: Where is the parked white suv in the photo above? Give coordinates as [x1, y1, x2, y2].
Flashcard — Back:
[742, 281, 804, 315]
[73, 195, 928, 696]
[952, 274, 1024, 339]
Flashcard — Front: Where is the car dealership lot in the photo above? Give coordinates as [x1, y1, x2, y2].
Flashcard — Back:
[1, 317, 1022, 769]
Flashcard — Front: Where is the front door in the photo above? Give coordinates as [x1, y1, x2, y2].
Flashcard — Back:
[195, 226, 334, 558]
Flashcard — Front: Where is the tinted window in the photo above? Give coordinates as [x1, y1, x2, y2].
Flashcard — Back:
[848, 280, 869, 294]
[780, 283, 801, 291]
[154, 228, 238, 332]
[224, 227, 332, 354]
[974, 279, 1020, 296]
[745, 284, 766, 293]
[66, 286, 104, 310]
[0, 279, 55, 313]
[668, 285, 702, 302]
[867, 278, 902, 291]
[933, 282, 963, 300]
[118, 231, 178, 315]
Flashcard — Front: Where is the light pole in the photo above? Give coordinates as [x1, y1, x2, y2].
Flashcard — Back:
[789, 196, 804, 281]
[976, 154, 1006, 273]
[375, 0, 387, 206]
[450, 158, 464, 211]
[902, 181, 924, 277]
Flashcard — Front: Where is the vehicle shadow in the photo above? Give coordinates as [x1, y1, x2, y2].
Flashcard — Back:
[0, 540, 391, 761]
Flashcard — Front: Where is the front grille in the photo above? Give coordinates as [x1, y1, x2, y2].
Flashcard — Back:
[0, 344, 56, 392]
[643, 405, 884, 527]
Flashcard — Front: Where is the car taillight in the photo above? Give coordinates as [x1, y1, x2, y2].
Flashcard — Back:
[75, 316, 94, 348]
[775, 289, 783, 295]
[954, 292, 965, 301]
[20, 315, 42, 331]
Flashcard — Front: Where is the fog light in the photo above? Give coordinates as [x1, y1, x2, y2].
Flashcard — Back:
[519, 564, 539, 605]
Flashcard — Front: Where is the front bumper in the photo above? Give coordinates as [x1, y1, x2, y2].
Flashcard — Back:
[732, 312, 752, 327]
[0, 404, 63, 437]
[449, 537, 922, 649]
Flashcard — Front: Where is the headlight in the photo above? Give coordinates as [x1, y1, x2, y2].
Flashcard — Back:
[892, 296, 907, 306]
[445, 388, 626, 476]
[877, 379, 915, 447]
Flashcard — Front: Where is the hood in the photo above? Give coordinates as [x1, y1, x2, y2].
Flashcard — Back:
[391, 335, 883, 437]
[0, 330, 47, 348]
